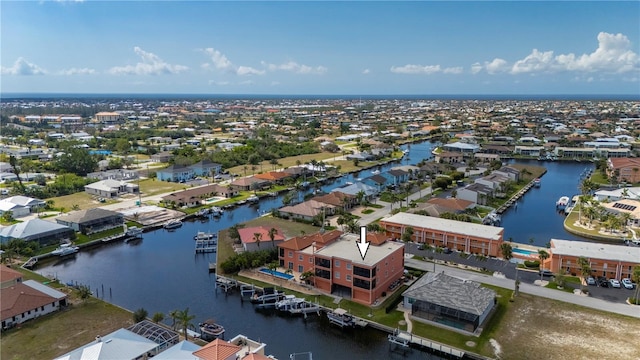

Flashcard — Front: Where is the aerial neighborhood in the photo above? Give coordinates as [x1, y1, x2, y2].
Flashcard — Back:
[1, 97, 640, 360]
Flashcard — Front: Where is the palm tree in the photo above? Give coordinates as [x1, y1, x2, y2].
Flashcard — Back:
[500, 243, 513, 261]
[243, 165, 248, 176]
[267, 261, 278, 278]
[152, 312, 165, 323]
[538, 250, 549, 282]
[268, 227, 278, 249]
[253, 232, 262, 248]
[577, 256, 591, 294]
[168, 309, 180, 330]
[176, 308, 196, 341]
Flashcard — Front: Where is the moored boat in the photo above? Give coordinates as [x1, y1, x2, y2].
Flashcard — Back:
[250, 287, 286, 306]
[163, 219, 183, 230]
[194, 231, 217, 241]
[326, 308, 355, 328]
[51, 243, 80, 257]
[534, 178, 541, 188]
[247, 195, 259, 203]
[556, 196, 570, 209]
[126, 226, 143, 237]
[199, 319, 225, 340]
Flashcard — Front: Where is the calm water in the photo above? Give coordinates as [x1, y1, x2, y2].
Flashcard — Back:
[37, 140, 591, 358]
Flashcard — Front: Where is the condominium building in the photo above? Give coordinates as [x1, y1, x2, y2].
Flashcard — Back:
[379, 212, 504, 258]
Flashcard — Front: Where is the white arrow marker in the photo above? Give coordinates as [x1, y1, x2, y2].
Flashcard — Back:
[356, 226, 370, 260]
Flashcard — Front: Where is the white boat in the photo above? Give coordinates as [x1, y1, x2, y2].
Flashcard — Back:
[126, 226, 143, 237]
[275, 294, 306, 311]
[51, 243, 79, 257]
[247, 195, 259, 203]
[195, 208, 210, 217]
[371, 169, 380, 175]
[210, 207, 223, 216]
[194, 231, 217, 241]
[198, 319, 225, 340]
[326, 308, 355, 328]
[163, 219, 183, 230]
[556, 196, 570, 209]
[533, 178, 541, 188]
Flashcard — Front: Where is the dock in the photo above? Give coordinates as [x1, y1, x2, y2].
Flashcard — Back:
[195, 239, 217, 253]
[215, 275, 238, 293]
[388, 329, 465, 359]
[288, 301, 321, 318]
[208, 262, 216, 273]
[495, 178, 538, 215]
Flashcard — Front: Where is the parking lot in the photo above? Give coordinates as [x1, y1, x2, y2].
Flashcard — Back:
[405, 242, 634, 304]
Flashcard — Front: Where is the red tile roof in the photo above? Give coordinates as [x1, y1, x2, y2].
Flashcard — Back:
[193, 338, 241, 360]
[238, 226, 285, 244]
[1, 282, 64, 320]
[278, 230, 343, 251]
[0, 265, 23, 284]
[427, 198, 474, 211]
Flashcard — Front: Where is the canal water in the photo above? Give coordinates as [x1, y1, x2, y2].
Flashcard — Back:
[36, 140, 593, 358]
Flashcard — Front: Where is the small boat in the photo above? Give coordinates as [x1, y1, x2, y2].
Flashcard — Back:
[51, 243, 80, 257]
[126, 226, 143, 237]
[275, 295, 306, 311]
[194, 231, 217, 241]
[163, 219, 183, 230]
[533, 178, 541, 188]
[326, 308, 355, 328]
[247, 195, 259, 203]
[199, 319, 225, 340]
[195, 208, 210, 217]
[556, 196, 570, 209]
[371, 169, 380, 175]
[250, 287, 286, 306]
[210, 207, 223, 216]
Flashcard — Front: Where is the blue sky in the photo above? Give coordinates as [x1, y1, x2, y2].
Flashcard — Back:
[1, 1, 639, 95]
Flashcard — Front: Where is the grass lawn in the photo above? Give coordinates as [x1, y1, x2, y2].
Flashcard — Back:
[47, 192, 116, 212]
[217, 216, 320, 273]
[563, 209, 625, 242]
[0, 296, 133, 360]
[138, 178, 190, 196]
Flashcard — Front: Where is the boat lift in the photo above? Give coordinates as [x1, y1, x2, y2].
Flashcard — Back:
[215, 275, 238, 293]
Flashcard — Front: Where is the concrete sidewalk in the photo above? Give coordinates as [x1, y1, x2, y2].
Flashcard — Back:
[405, 257, 640, 319]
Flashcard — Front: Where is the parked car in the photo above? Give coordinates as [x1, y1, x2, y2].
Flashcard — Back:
[621, 278, 634, 290]
[539, 269, 553, 277]
[586, 276, 596, 286]
[443, 247, 453, 254]
[609, 279, 621, 288]
[598, 277, 609, 287]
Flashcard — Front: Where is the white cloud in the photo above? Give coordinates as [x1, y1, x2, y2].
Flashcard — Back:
[262, 61, 327, 74]
[208, 80, 229, 86]
[362, 68, 371, 75]
[1, 57, 47, 75]
[474, 32, 639, 76]
[202, 48, 264, 76]
[109, 47, 188, 75]
[485, 58, 509, 74]
[58, 67, 96, 76]
[443, 66, 463, 74]
[390, 64, 463, 75]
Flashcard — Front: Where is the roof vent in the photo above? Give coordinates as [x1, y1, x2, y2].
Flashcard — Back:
[95, 335, 102, 342]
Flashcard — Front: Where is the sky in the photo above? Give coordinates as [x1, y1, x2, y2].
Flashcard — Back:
[1, 1, 639, 96]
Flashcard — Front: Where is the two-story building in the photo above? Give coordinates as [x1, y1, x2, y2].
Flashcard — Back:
[379, 212, 504, 257]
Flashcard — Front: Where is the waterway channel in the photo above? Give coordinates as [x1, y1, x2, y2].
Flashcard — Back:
[36, 140, 594, 359]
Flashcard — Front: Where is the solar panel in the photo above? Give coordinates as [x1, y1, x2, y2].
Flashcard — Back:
[612, 203, 637, 211]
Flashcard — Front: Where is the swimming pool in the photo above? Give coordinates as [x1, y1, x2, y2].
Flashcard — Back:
[512, 248, 536, 256]
[259, 268, 294, 280]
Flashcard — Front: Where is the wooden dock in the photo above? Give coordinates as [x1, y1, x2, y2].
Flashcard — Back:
[388, 329, 466, 358]
[195, 239, 217, 253]
[215, 275, 238, 293]
[496, 179, 537, 214]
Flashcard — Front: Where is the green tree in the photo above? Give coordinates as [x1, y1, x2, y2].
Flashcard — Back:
[152, 312, 165, 324]
[268, 227, 278, 249]
[8, 155, 24, 190]
[577, 256, 591, 294]
[253, 232, 262, 249]
[77, 285, 92, 302]
[133, 308, 148, 323]
[267, 261, 279, 278]
[632, 265, 640, 305]
[500, 243, 513, 261]
[401, 227, 414, 242]
[553, 272, 566, 289]
[176, 308, 196, 341]
[538, 250, 549, 282]
[168, 309, 180, 330]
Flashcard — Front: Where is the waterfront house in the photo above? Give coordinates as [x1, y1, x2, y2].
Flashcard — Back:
[382, 169, 409, 187]
[0, 218, 74, 246]
[456, 183, 493, 205]
[238, 226, 285, 252]
[1, 276, 68, 331]
[474, 173, 510, 192]
[278, 200, 336, 222]
[545, 239, 640, 280]
[493, 166, 521, 182]
[278, 230, 343, 274]
[311, 233, 405, 305]
[424, 197, 475, 213]
[514, 145, 544, 157]
[53, 328, 163, 360]
[442, 142, 480, 156]
[230, 177, 271, 192]
[0, 199, 30, 218]
[379, 212, 504, 257]
[192, 334, 274, 360]
[402, 272, 496, 334]
[56, 208, 124, 235]
[434, 151, 463, 164]
[331, 182, 379, 200]
[606, 157, 640, 184]
[161, 184, 220, 207]
[362, 174, 389, 192]
[84, 179, 140, 199]
[254, 171, 292, 185]
[312, 191, 356, 211]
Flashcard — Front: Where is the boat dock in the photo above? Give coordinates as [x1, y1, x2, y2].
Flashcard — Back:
[495, 177, 539, 215]
[288, 301, 321, 318]
[208, 262, 216, 273]
[195, 239, 217, 253]
[215, 275, 238, 293]
[388, 329, 466, 359]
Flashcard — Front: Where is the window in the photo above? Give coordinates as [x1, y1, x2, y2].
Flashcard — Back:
[288, 251, 293, 258]
[346, 263, 352, 270]
[315, 257, 331, 268]
[335, 260, 341, 267]
[299, 254, 303, 261]
[298, 265, 304, 273]
[315, 268, 331, 279]
[335, 272, 340, 279]
[353, 266, 370, 278]
[309, 257, 313, 263]
[279, 248, 284, 257]
[288, 262, 293, 269]
[346, 275, 352, 282]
